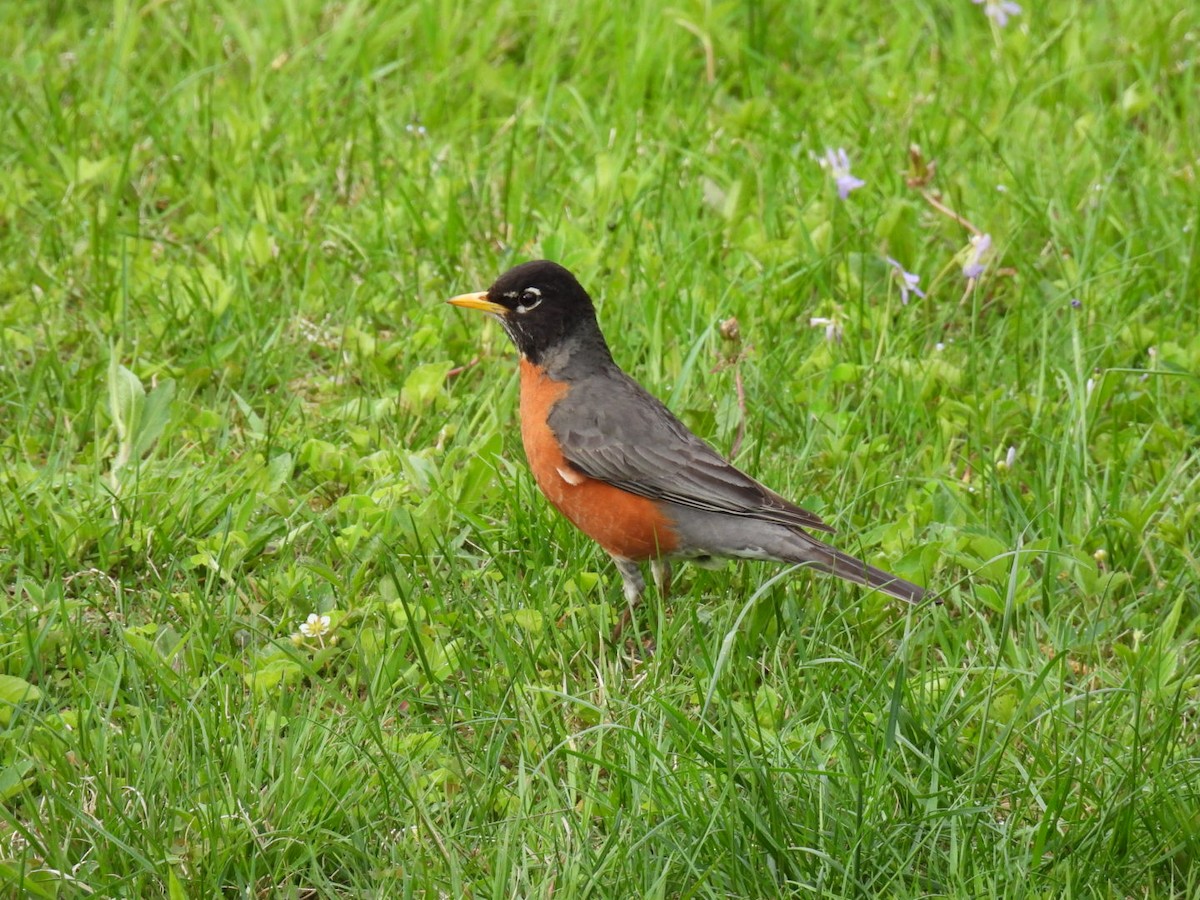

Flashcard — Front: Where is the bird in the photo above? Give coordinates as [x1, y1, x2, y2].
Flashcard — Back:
[448, 260, 926, 639]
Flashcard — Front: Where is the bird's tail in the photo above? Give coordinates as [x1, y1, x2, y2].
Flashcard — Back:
[787, 535, 926, 604]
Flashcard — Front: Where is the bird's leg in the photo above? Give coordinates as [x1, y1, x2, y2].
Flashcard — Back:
[650, 558, 672, 599]
[609, 557, 645, 643]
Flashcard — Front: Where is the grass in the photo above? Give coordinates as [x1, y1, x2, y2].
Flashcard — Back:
[1, 0, 1198, 895]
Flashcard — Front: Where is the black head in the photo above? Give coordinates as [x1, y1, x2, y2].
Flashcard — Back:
[448, 260, 607, 363]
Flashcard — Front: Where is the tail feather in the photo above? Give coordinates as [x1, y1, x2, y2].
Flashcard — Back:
[661, 503, 927, 602]
[792, 539, 926, 604]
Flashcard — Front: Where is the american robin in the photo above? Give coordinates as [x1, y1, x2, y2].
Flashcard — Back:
[449, 260, 926, 638]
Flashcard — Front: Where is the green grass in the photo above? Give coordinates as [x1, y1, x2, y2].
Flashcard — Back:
[2, 0, 1198, 895]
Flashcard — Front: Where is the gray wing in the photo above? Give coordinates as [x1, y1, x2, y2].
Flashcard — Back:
[548, 368, 834, 534]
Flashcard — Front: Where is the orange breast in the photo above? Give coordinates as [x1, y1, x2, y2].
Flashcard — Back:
[518, 359, 678, 560]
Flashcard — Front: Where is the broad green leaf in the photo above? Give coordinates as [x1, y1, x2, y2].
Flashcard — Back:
[168, 870, 187, 900]
[0, 760, 36, 802]
[0, 674, 42, 724]
[424, 638, 464, 683]
[132, 377, 175, 460]
[505, 608, 544, 633]
[401, 361, 453, 411]
[108, 358, 145, 476]
[232, 390, 266, 438]
[266, 452, 294, 492]
[0, 862, 57, 898]
[245, 659, 304, 697]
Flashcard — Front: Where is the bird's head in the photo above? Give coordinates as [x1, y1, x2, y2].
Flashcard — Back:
[448, 260, 602, 363]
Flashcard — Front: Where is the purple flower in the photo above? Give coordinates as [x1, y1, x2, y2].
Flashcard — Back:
[885, 257, 926, 305]
[972, 0, 1021, 27]
[819, 147, 866, 200]
[963, 233, 992, 279]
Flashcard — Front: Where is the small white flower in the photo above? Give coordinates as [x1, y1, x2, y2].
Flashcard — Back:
[809, 316, 843, 343]
[935, 342, 946, 352]
[299, 613, 331, 639]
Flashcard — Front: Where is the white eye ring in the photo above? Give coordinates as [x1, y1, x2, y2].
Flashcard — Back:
[515, 287, 542, 314]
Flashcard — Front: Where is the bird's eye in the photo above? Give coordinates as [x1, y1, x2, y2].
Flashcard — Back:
[515, 287, 542, 314]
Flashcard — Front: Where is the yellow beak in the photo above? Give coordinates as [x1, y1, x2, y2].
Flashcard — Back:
[447, 291, 508, 315]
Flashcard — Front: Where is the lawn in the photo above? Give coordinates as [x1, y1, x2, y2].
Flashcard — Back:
[1, 0, 1198, 896]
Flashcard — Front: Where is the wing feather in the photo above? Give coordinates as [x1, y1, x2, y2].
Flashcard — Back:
[547, 369, 834, 534]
